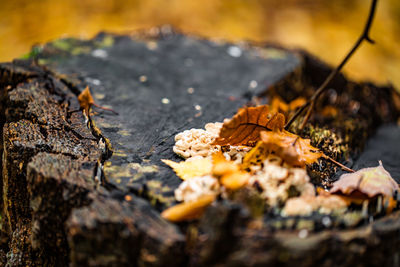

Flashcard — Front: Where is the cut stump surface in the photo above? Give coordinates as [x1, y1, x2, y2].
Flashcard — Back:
[1, 30, 400, 266]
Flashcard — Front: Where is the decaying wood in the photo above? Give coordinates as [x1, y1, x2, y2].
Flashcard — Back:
[0, 31, 400, 266]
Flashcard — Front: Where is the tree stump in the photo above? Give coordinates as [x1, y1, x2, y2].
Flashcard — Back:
[1, 29, 400, 266]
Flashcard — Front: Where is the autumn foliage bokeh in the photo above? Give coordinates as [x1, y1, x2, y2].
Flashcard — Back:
[0, 0, 399, 87]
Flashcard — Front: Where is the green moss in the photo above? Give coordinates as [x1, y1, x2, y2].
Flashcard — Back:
[50, 39, 75, 51]
[144, 180, 175, 208]
[20, 46, 43, 59]
[95, 35, 115, 48]
[296, 219, 314, 231]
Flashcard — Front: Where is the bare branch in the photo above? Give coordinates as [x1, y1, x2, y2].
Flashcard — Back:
[285, 0, 379, 131]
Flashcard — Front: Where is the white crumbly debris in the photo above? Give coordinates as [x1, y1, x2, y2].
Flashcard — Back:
[173, 122, 223, 159]
[223, 146, 252, 164]
[316, 194, 348, 214]
[249, 161, 315, 207]
[173, 122, 250, 163]
[174, 175, 220, 203]
[282, 195, 348, 216]
[204, 122, 222, 136]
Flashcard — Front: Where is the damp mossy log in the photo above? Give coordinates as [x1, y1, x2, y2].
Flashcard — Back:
[0, 30, 400, 266]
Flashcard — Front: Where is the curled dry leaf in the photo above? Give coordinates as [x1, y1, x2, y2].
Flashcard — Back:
[330, 161, 399, 199]
[162, 157, 212, 180]
[78, 86, 95, 115]
[260, 130, 323, 167]
[213, 105, 285, 146]
[161, 194, 215, 222]
[212, 152, 250, 190]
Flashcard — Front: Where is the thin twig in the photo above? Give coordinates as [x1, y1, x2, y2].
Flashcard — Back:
[93, 103, 119, 115]
[285, 0, 378, 131]
[323, 154, 355, 173]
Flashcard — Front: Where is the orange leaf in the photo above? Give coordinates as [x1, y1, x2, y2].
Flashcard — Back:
[212, 152, 239, 176]
[270, 97, 289, 113]
[78, 86, 95, 115]
[270, 96, 306, 115]
[288, 97, 306, 111]
[212, 152, 250, 190]
[213, 105, 285, 146]
[161, 194, 215, 222]
[220, 172, 250, 190]
[260, 130, 322, 166]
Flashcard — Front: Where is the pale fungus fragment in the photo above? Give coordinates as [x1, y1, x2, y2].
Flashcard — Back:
[172, 122, 222, 159]
[282, 194, 348, 217]
[249, 162, 315, 207]
[174, 175, 220, 202]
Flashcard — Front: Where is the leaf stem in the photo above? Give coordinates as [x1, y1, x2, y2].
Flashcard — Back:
[92, 103, 119, 115]
[284, 0, 378, 131]
[323, 154, 354, 173]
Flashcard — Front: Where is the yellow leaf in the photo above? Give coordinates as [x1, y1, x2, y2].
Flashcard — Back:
[161, 194, 215, 222]
[162, 157, 212, 180]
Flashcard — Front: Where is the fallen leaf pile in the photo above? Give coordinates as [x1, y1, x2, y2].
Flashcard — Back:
[160, 104, 399, 223]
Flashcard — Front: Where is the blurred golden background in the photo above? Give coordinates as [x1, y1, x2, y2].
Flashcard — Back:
[0, 0, 399, 87]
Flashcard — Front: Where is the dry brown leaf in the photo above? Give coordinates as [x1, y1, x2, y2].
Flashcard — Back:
[213, 105, 285, 146]
[161, 194, 215, 222]
[78, 86, 95, 115]
[260, 130, 322, 167]
[162, 157, 212, 180]
[212, 152, 250, 190]
[78, 86, 118, 115]
[330, 161, 399, 199]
